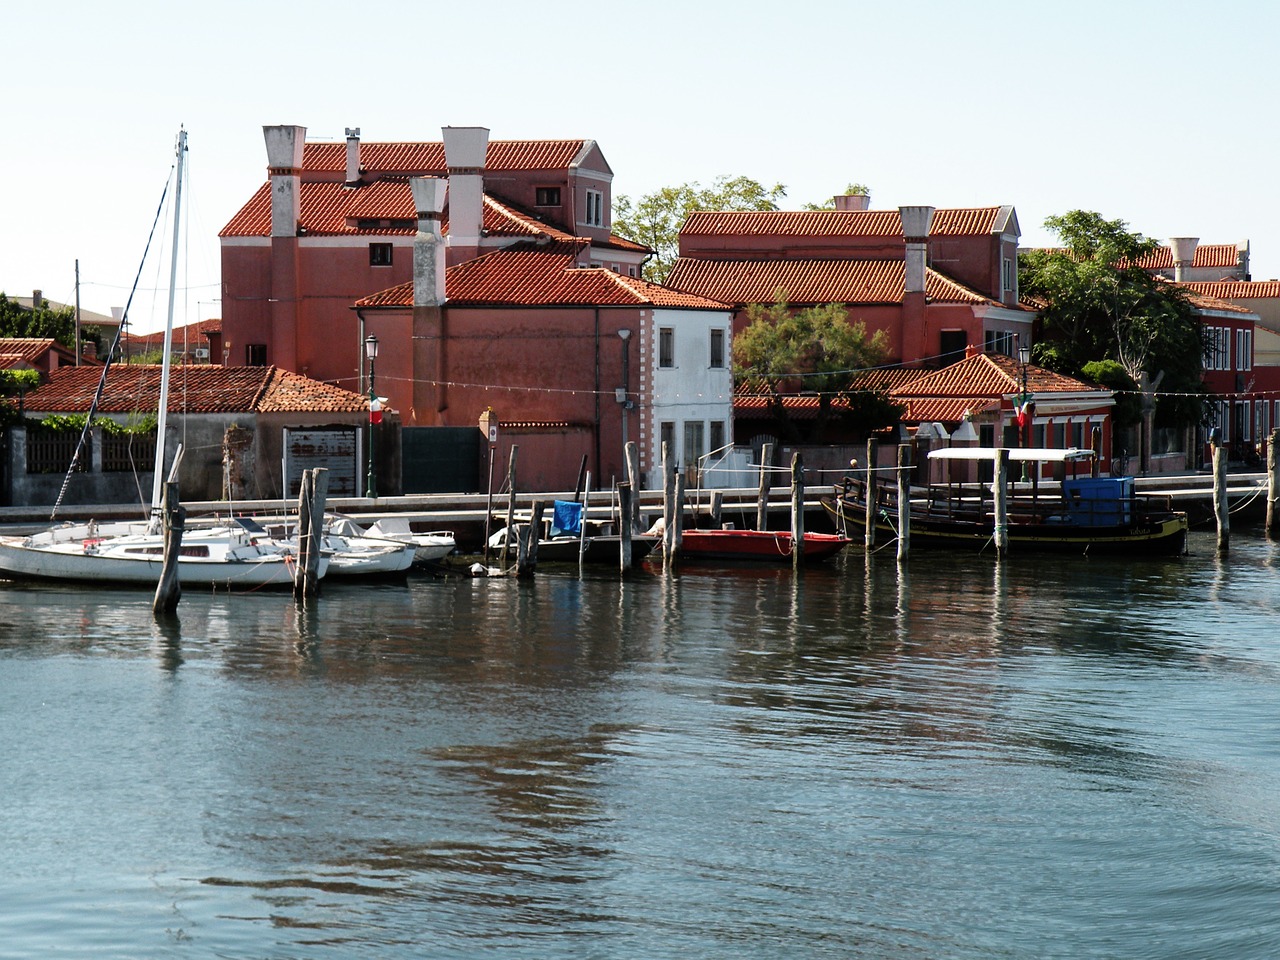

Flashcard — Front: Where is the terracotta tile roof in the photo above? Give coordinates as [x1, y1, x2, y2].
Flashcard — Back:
[899, 397, 1000, 423]
[221, 184, 578, 241]
[301, 139, 594, 177]
[890, 352, 1097, 399]
[0, 338, 70, 367]
[1026, 244, 1243, 272]
[122, 319, 221, 350]
[1182, 290, 1254, 315]
[23, 365, 368, 415]
[1180, 280, 1280, 301]
[681, 207, 1008, 239]
[665, 257, 997, 306]
[1134, 243, 1242, 270]
[355, 241, 731, 310]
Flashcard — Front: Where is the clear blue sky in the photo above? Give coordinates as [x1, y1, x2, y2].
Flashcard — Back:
[5, 0, 1277, 332]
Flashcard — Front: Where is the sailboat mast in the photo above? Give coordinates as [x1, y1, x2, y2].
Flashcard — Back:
[150, 128, 186, 513]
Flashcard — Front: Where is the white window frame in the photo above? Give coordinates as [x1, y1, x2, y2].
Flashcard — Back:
[585, 189, 604, 227]
[1237, 327, 1253, 372]
[659, 327, 675, 368]
[709, 328, 725, 368]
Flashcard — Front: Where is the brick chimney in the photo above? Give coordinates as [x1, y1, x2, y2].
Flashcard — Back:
[1169, 237, 1198, 282]
[411, 177, 447, 307]
[263, 125, 306, 237]
[900, 205, 934, 294]
[834, 192, 871, 212]
[344, 127, 361, 186]
[442, 126, 489, 266]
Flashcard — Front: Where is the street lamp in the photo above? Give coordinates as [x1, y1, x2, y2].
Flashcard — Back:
[365, 334, 380, 498]
[1017, 337, 1032, 482]
[617, 329, 632, 453]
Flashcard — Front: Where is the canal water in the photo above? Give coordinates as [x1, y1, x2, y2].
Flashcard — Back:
[4, 529, 1280, 959]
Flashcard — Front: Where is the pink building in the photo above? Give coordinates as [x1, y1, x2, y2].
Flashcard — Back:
[219, 125, 647, 409]
[666, 199, 1034, 366]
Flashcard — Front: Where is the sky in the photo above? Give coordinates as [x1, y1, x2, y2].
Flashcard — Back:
[5, 0, 1278, 333]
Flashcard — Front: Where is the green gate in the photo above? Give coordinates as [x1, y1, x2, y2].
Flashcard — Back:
[401, 427, 480, 494]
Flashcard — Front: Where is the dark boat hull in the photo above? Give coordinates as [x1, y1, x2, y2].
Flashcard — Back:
[821, 496, 1188, 557]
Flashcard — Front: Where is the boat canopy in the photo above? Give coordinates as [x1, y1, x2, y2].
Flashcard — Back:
[927, 447, 1096, 463]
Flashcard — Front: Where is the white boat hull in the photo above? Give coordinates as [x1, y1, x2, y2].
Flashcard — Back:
[0, 523, 319, 588]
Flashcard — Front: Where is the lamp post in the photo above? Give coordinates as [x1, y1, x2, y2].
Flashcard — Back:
[365, 334, 380, 499]
[1017, 338, 1032, 482]
[618, 329, 632, 456]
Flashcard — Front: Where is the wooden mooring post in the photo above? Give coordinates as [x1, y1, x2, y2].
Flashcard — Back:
[897, 443, 911, 562]
[864, 438, 879, 550]
[1268, 428, 1280, 539]
[499, 444, 519, 569]
[790, 452, 805, 569]
[517, 499, 544, 578]
[710, 490, 724, 529]
[294, 467, 329, 598]
[619, 481, 634, 572]
[1213, 437, 1229, 556]
[756, 442, 773, 531]
[152, 480, 185, 615]
[993, 449, 1010, 558]
[625, 441, 642, 536]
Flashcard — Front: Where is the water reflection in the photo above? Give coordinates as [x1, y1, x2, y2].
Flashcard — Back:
[10, 536, 1280, 957]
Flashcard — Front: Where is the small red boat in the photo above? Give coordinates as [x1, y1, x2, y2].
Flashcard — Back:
[662, 529, 852, 564]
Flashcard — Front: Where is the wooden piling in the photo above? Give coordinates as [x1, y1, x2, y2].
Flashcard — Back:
[618, 481, 634, 571]
[756, 442, 773, 531]
[674, 471, 686, 556]
[579, 473, 591, 569]
[897, 443, 911, 562]
[294, 467, 329, 598]
[1091, 426, 1102, 479]
[1268, 428, 1280, 539]
[790, 452, 805, 569]
[152, 480, 185, 615]
[710, 490, 724, 529]
[1213, 440, 1229, 556]
[662, 442, 676, 567]
[501, 445, 519, 569]
[625, 441, 642, 535]
[994, 449, 1010, 557]
[864, 438, 879, 549]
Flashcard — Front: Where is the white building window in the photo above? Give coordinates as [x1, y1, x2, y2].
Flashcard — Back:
[684, 420, 705, 467]
[585, 189, 604, 227]
[1205, 326, 1231, 371]
[1002, 257, 1016, 297]
[660, 421, 676, 460]
[659, 327, 674, 368]
[1237, 328, 1253, 371]
[710, 329, 725, 368]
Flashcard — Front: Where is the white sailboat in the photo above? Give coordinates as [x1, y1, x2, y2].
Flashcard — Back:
[0, 130, 321, 588]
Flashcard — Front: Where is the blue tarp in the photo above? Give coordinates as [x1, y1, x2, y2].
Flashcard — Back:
[551, 499, 583, 537]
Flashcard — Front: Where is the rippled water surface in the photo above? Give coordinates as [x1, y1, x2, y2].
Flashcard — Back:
[5, 530, 1280, 958]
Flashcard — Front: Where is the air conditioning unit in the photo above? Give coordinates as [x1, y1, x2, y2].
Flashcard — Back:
[194, 347, 210, 360]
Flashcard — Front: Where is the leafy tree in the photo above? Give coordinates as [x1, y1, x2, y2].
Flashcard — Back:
[1019, 211, 1208, 429]
[0, 292, 103, 356]
[733, 295, 900, 441]
[612, 176, 787, 283]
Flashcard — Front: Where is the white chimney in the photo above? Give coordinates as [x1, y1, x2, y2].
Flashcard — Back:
[442, 126, 489, 265]
[344, 127, 361, 186]
[263, 125, 307, 238]
[1169, 237, 1199, 282]
[900, 205, 935, 294]
[411, 177, 447, 307]
[834, 193, 871, 212]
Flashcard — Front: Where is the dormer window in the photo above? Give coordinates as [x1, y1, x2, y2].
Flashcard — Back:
[536, 186, 562, 206]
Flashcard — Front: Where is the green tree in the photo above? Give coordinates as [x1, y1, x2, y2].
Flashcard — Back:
[0, 292, 103, 356]
[733, 295, 901, 441]
[1019, 211, 1208, 428]
[612, 176, 787, 283]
